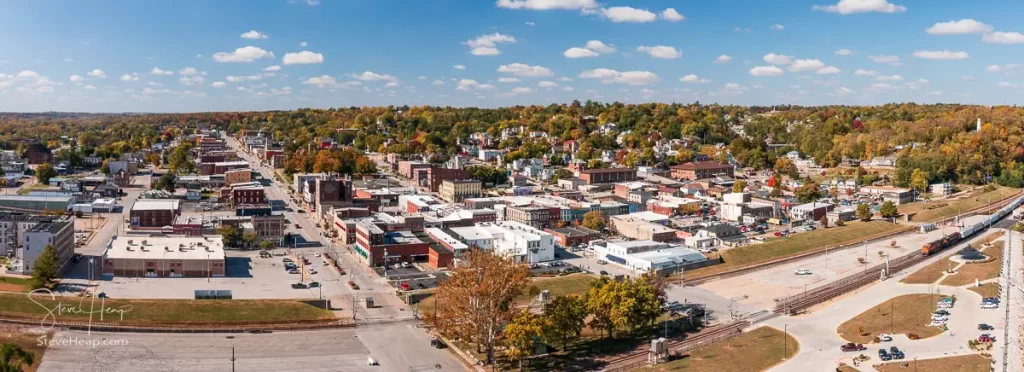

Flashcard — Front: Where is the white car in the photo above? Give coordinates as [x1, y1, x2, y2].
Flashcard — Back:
[794, 269, 812, 275]
[981, 303, 998, 309]
[877, 334, 893, 342]
[308, 269, 318, 275]
[931, 315, 949, 321]
[929, 321, 946, 327]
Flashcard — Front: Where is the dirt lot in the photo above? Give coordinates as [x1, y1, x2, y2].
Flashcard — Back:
[837, 293, 945, 344]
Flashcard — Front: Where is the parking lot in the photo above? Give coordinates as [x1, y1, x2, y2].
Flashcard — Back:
[96, 249, 351, 299]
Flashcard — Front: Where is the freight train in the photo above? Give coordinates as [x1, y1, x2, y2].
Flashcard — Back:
[921, 193, 1024, 255]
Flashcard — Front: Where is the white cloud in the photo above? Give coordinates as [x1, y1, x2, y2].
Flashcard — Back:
[714, 55, 732, 64]
[601, 6, 657, 23]
[661, 8, 684, 22]
[789, 59, 825, 72]
[263, 65, 282, 72]
[913, 50, 969, 60]
[226, 75, 262, 82]
[987, 64, 1020, 73]
[525, 22, 536, 26]
[498, 77, 521, 83]
[557, 76, 572, 82]
[579, 68, 658, 85]
[495, 0, 599, 10]
[817, 66, 841, 74]
[456, 79, 496, 91]
[869, 55, 902, 66]
[680, 74, 709, 83]
[585, 40, 616, 54]
[351, 71, 399, 83]
[211, 81, 226, 88]
[303, 75, 337, 87]
[537, 81, 559, 88]
[213, 46, 274, 63]
[497, 63, 553, 77]
[763, 53, 793, 65]
[926, 19, 993, 35]
[772, 24, 785, 30]
[240, 30, 268, 40]
[179, 76, 205, 86]
[511, 87, 534, 94]
[855, 69, 877, 76]
[636, 45, 682, 59]
[120, 73, 140, 81]
[869, 83, 898, 91]
[734, 27, 751, 32]
[151, 67, 173, 75]
[283, 51, 325, 65]
[835, 86, 855, 94]
[432, 80, 445, 85]
[749, 66, 785, 76]
[918, 78, 929, 83]
[464, 33, 516, 56]
[812, 0, 907, 15]
[997, 81, 1018, 88]
[876, 74, 903, 81]
[299, 41, 308, 47]
[835, 49, 853, 56]
[69, 75, 84, 83]
[564, 47, 599, 58]
[563, 86, 574, 92]
[87, 69, 106, 78]
[178, 67, 201, 76]
[983, 32, 1024, 44]
[453, 65, 466, 70]
[722, 83, 748, 94]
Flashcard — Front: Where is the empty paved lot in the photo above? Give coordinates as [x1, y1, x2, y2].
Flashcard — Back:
[39, 324, 465, 372]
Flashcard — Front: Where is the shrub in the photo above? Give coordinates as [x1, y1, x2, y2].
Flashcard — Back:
[908, 333, 920, 340]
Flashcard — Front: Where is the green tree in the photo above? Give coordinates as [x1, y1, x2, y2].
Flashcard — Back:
[157, 173, 176, 193]
[795, 181, 823, 203]
[503, 311, 548, 371]
[617, 277, 662, 333]
[769, 183, 783, 198]
[581, 210, 606, 231]
[910, 168, 929, 193]
[100, 158, 112, 175]
[732, 180, 748, 193]
[879, 201, 898, 219]
[0, 343, 35, 372]
[543, 295, 587, 350]
[819, 216, 829, 228]
[31, 245, 60, 289]
[856, 203, 872, 221]
[217, 225, 239, 247]
[586, 278, 620, 339]
[259, 240, 274, 251]
[35, 163, 56, 185]
[241, 231, 258, 249]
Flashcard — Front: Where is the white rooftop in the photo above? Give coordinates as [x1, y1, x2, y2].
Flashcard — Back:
[425, 228, 469, 250]
[448, 225, 496, 241]
[132, 199, 180, 211]
[630, 247, 707, 265]
[104, 235, 224, 260]
[627, 211, 670, 223]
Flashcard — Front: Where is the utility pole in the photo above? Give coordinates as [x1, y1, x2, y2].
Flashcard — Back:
[230, 347, 236, 372]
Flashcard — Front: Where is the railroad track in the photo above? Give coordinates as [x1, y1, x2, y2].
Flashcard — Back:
[577, 321, 749, 372]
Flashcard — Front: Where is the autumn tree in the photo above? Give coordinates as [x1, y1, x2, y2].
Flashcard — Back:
[259, 240, 274, 251]
[581, 210, 606, 231]
[795, 181, 823, 203]
[732, 180, 748, 193]
[502, 311, 548, 371]
[30, 245, 61, 289]
[773, 157, 799, 178]
[156, 172, 176, 193]
[585, 278, 620, 339]
[242, 231, 259, 249]
[543, 295, 587, 350]
[819, 216, 829, 228]
[910, 168, 929, 194]
[217, 225, 240, 247]
[100, 158, 112, 175]
[856, 203, 872, 221]
[425, 249, 530, 364]
[35, 163, 56, 185]
[879, 201, 899, 219]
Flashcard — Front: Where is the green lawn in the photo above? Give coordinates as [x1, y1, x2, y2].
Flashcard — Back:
[904, 186, 1019, 222]
[0, 276, 33, 292]
[686, 220, 910, 280]
[636, 326, 798, 372]
[837, 294, 945, 343]
[16, 183, 53, 195]
[0, 293, 335, 326]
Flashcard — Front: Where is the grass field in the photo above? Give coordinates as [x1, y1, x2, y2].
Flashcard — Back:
[968, 283, 1001, 298]
[837, 294, 946, 344]
[837, 366, 860, 372]
[900, 256, 956, 285]
[875, 354, 992, 372]
[0, 332, 49, 372]
[636, 326, 798, 372]
[904, 186, 1020, 222]
[940, 242, 1003, 287]
[0, 293, 335, 325]
[415, 274, 596, 314]
[0, 276, 33, 292]
[685, 221, 909, 279]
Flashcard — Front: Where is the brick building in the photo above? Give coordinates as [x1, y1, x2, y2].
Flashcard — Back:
[578, 168, 637, 185]
[130, 199, 181, 228]
[101, 235, 225, 278]
[427, 167, 472, 192]
[224, 169, 252, 186]
[21, 143, 53, 165]
[670, 161, 733, 181]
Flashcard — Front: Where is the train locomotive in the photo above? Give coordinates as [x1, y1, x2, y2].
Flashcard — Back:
[920, 194, 1024, 255]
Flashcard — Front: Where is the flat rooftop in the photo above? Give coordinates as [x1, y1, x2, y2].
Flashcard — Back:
[104, 235, 225, 260]
[132, 199, 180, 211]
[630, 247, 708, 265]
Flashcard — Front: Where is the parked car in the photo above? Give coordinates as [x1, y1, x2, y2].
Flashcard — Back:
[599, 270, 609, 276]
[291, 282, 308, 289]
[878, 349, 892, 361]
[400, 283, 411, 291]
[794, 269, 812, 275]
[978, 324, 994, 331]
[283, 258, 294, 263]
[401, 262, 411, 268]
[596, 260, 608, 265]
[294, 223, 302, 228]
[889, 346, 904, 359]
[981, 303, 998, 309]
[308, 269, 318, 274]
[348, 281, 359, 290]
[308, 281, 320, 288]
[978, 334, 996, 343]
[931, 315, 948, 321]
[982, 297, 999, 303]
[934, 310, 950, 316]
[877, 334, 893, 342]
[288, 269, 299, 274]
[840, 343, 866, 352]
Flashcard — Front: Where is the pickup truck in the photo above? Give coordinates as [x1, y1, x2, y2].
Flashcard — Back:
[878, 349, 891, 361]
[888, 346, 904, 359]
[840, 343, 866, 352]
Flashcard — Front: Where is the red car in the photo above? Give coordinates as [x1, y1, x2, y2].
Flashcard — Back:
[979, 334, 996, 343]
[400, 283, 410, 291]
[840, 343, 866, 352]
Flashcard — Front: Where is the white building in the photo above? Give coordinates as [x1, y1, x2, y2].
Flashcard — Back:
[929, 183, 952, 196]
[594, 240, 707, 273]
[447, 221, 555, 263]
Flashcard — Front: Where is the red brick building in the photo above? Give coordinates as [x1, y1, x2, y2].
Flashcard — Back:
[21, 143, 53, 165]
[670, 161, 733, 181]
[427, 167, 472, 192]
[130, 199, 181, 228]
[578, 168, 638, 185]
[232, 187, 267, 206]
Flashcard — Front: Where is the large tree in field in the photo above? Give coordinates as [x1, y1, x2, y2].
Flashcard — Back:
[502, 311, 548, 371]
[31, 245, 61, 289]
[35, 163, 56, 185]
[425, 249, 530, 364]
[543, 295, 587, 350]
[856, 203, 872, 221]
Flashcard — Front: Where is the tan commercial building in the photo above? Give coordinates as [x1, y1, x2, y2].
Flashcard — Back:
[101, 235, 225, 278]
[224, 169, 252, 186]
[439, 179, 482, 203]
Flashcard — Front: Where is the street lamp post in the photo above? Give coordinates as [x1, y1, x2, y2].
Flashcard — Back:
[783, 323, 788, 360]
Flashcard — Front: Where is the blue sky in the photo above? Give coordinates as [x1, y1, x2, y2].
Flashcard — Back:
[2, 0, 1024, 112]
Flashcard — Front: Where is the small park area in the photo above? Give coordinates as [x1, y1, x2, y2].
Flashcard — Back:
[637, 326, 798, 372]
[940, 242, 1003, 287]
[837, 293, 946, 344]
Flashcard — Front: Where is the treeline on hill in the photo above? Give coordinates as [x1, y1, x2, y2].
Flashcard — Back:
[1, 103, 1023, 187]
